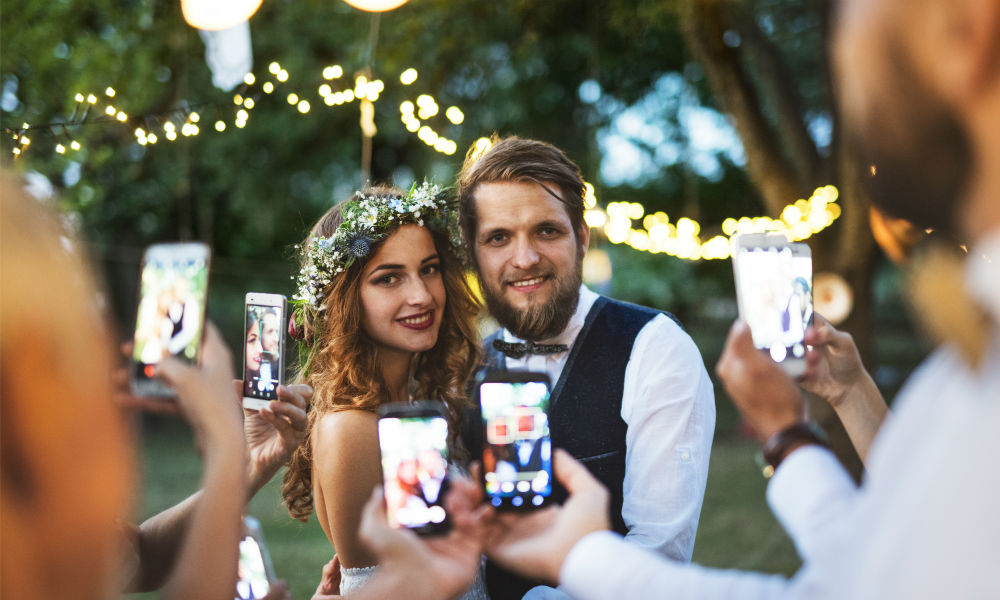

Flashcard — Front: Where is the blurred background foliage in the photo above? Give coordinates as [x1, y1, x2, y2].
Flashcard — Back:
[2, 1, 928, 597]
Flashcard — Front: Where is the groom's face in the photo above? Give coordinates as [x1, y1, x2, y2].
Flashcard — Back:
[471, 181, 588, 341]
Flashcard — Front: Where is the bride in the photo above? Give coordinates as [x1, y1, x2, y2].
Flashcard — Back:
[281, 182, 488, 598]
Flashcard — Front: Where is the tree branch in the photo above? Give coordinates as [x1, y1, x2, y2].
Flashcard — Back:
[735, 6, 822, 187]
[681, 0, 803, 216]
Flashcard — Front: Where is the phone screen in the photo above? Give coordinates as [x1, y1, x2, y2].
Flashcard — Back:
[244, 303, 283, 401]
[378, 414, 450, 532]
[480, 379, 552, 509]
[236, 534, 270, 600]
[132, 249, 209, 387]
[736, 245, 813, 363]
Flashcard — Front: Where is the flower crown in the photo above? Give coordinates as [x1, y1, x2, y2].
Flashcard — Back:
[293, 181, 459, 312]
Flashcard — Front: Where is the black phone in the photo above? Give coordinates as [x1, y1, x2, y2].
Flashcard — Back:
[478, 371, 553, 510]
[242, 292, 287, 410]
[130, 242, 212, 397]
[376, 402, 452, 536]
[236, 516, 277, 600]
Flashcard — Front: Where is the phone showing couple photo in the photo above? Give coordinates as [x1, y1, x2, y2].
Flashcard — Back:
[242, 292, 287, 411]
[478, 371, 553, 511]
[731, 233, 814, 377]
[130, 242, 211, 398]
[377, 402, 452, 536]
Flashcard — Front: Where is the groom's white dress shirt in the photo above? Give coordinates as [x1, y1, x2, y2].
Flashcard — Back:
[500, 285, 716, 561]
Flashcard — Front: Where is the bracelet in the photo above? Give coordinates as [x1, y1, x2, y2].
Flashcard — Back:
[759, 423, 827, 478]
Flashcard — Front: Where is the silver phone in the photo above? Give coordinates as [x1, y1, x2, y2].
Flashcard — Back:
[732, 233, 813, 377]
[242, 293, 287, 411]
[131, 242, 211, 397]
[236, 516, 277, 600]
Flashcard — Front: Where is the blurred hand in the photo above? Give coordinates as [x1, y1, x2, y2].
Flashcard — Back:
[716, 321, 804, 442]
[113, 342, 182, 416]
[483, 449, 610, 584]
[311, 554, 342, 600]
[238, 382, 310, 493]
[155, 323, 244, 451]
[801, 314, 868, 408]
[355, 475, 489, 600]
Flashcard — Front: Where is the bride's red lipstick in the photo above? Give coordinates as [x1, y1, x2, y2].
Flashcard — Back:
[397, 310, 434, 330]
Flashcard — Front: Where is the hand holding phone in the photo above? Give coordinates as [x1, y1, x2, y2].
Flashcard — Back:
[377, 402, 452, 536]
[243, 293, 287, 411]
[478, 371, 553, 510]
[131, 242, 211, 397]
[731, 234, 813, 377]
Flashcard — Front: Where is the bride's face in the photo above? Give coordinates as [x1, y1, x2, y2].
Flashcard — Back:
[359, 224, 446, 357]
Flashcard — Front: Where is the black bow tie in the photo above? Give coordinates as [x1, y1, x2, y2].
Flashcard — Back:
[492, 338, 568, 360]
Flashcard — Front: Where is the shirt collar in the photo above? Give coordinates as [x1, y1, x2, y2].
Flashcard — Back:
[502, 284, 599, 349]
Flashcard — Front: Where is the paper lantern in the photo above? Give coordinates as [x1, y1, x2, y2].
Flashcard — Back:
[181, 0, 263, 31]
[342, 0, 410, 12]
[813, 272, 853, 325]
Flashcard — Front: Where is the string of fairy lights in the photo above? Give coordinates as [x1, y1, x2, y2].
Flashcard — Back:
[4, 62, 463, 158]
[5, 70, 841, 262]
[468, 138, 842, 261]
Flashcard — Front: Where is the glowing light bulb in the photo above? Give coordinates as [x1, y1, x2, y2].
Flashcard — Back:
[323, 65, 343, 79]
[215, 120, 226, 132]
[400, 68, 418, 85]
[277, 69, 289, 82]
[70, 141, 81, 150]
[55, 143, 66, 154]
[181, 0, 262, 31]
[262, 82, 274, 94]
[297, 100, 311, 113]
[445, 106, 464, 125]
[287, 93, 299, 105]
[244, 72, 255, 85]
[105, 87, 116, 97]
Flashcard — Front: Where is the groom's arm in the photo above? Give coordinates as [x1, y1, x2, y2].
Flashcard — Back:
[619, 313, 716, 560]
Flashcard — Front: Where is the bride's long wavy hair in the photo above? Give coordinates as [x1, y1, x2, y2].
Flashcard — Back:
[282, 184, 482, 521]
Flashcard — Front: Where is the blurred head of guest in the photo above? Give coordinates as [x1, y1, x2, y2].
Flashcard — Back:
[1, 174, 134, 600]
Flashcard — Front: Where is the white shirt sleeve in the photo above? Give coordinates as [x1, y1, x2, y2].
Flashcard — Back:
[765, 445, 859, 563]
[620, 314, 716, 561]
[560, 531, 793, 600]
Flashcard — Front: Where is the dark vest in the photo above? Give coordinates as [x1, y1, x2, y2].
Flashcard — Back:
[470, 296, 672, 600]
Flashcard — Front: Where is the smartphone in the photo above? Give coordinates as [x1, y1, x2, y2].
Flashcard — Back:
[731, 233, 813, 377]
[242, 293, 287, 411]
[131, 242, 212, 397]
[377, 402, 451, 536]
[236, 516, 277, 600]
[478, 371, 553, 510]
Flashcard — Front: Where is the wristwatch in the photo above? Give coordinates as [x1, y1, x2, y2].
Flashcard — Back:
[758, 422, 828, 478]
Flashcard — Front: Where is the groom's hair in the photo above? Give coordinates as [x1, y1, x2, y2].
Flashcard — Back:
[456, 135, 586, 263]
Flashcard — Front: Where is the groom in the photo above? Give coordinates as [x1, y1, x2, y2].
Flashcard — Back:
[457, 136, 716, 599]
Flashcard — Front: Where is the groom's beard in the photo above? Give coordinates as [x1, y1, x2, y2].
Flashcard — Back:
[480, 262, 582, 342]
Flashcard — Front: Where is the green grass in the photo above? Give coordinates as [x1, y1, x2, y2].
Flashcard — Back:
[126, 416, 800, 599]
